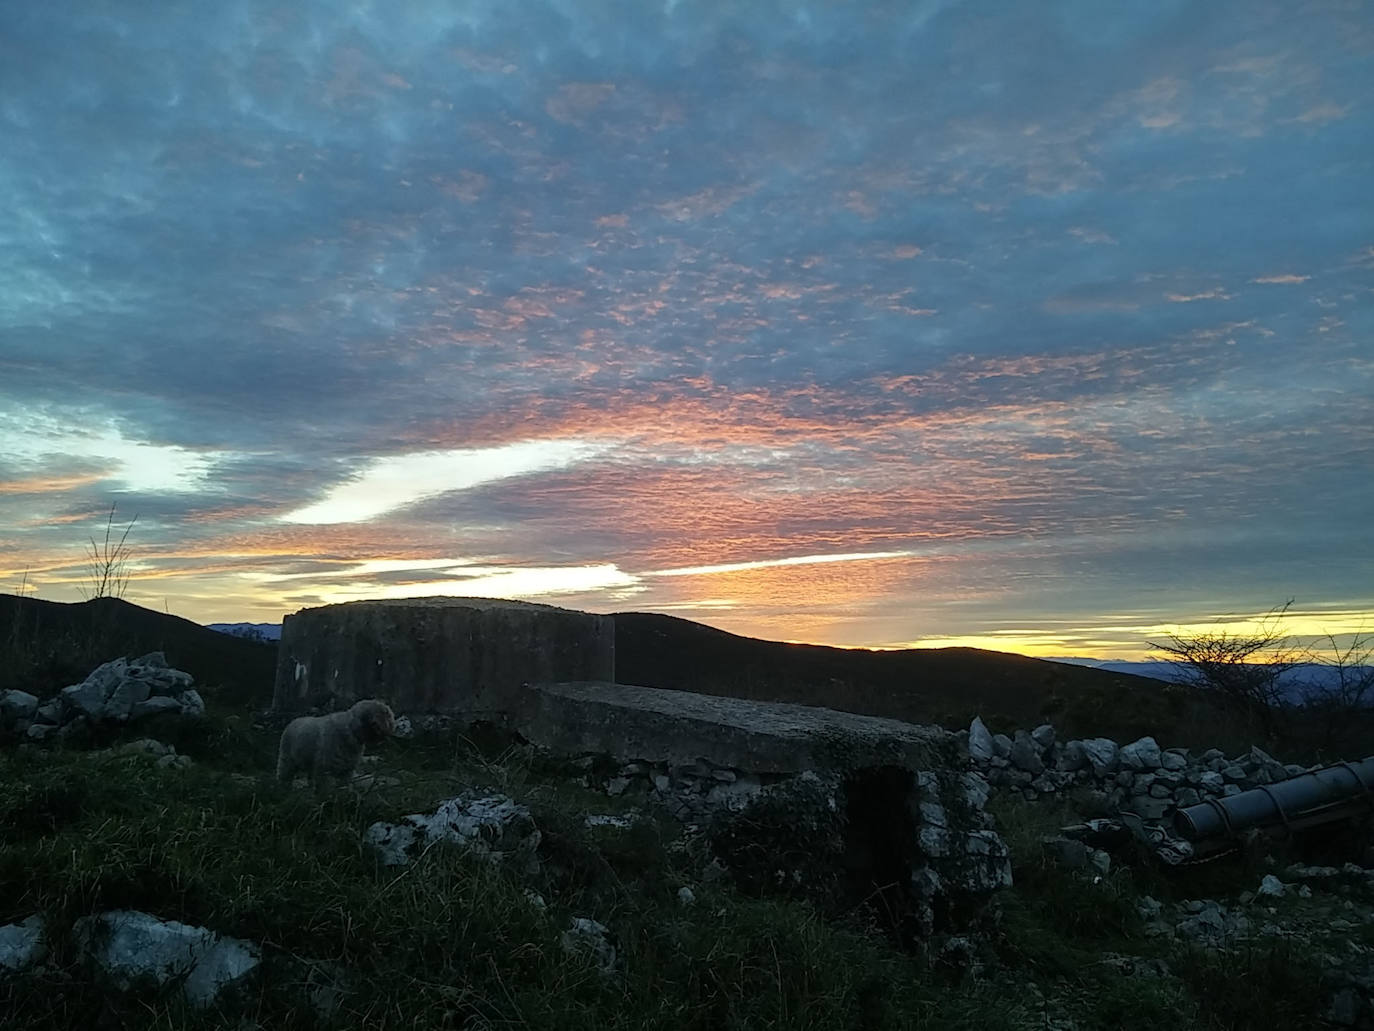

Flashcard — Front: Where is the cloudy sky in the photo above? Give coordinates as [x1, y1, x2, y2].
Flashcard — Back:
[2, 0, 1371, 658]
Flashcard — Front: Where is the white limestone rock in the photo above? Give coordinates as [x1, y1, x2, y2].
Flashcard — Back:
[967, 717, 996, 763]
[560, 917, 617, 975]
[1080, 738, 1121, 776]
[364, 794, 541, 871]
[1119, 736, 1162, 771]
[0, 915, 47, 972]
[74, 910, 259, 1009]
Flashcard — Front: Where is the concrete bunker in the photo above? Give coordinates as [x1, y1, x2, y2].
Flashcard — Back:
[521, 681, 1011, 941]
[271, 598, 614, 717]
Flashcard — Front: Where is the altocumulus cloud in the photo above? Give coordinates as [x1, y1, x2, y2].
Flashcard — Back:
[0, 0, 1370, 656]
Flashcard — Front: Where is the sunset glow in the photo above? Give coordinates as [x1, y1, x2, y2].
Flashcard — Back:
[1, 1, 1370, 660]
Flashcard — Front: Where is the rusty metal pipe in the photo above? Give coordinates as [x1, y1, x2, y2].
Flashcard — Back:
[1174, 756, 1374, 842]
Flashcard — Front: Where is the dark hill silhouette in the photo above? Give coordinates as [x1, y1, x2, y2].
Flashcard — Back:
[2, 595, 1236, 747]
[0, 594, 275, 707]
[611, 611, 1229, 746]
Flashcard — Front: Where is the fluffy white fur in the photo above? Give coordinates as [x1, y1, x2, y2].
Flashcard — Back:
[276, 699, 396, 788]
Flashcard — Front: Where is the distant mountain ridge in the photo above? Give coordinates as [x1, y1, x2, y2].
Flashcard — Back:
[1049, 657, 1373, 703]
[207, 622, 283, 642]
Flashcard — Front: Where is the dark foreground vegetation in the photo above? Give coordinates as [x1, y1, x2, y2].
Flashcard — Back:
[1, 699, 1360, 1030]
[1, 596, 1368, 1028]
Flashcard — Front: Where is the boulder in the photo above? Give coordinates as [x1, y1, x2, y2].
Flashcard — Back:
[1057, 740, 1088, 772]
[1119, 736, 1162, 771]
[967, 717, 996, 763]
[131, 696, 183, 719]
[1009, 731, 1044, 775]
[1030, 723, 1056, 751]
[1081, 738, 1120, 776]
[73, 910, 259, 1009]
[104, 677, 151, 722]
[0, 915, 47, 972]
[364, 794, 541, 871]
[0, 690, 39, 724]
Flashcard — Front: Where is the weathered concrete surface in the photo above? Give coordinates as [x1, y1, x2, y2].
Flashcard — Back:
[272, 598, 614, 716]
[520, 681, 957, 774]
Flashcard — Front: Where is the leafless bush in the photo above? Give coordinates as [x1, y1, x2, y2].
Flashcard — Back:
[1149, 601, 1309, 739]
[1300, 632, 1374, 754]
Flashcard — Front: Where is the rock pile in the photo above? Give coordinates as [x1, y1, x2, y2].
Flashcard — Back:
[965, 716, 1311, 825]
[364, 793, 542, 872]
[0, 653, 205, 742]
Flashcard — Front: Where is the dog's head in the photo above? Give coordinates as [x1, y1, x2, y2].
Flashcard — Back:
[349, 699, 397, 744]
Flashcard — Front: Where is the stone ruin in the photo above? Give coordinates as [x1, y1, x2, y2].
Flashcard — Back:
[272, 597, 613, 717]
[272, 597, 1014, 944]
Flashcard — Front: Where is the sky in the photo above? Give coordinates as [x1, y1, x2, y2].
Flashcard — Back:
[1, 1, 1371, 659]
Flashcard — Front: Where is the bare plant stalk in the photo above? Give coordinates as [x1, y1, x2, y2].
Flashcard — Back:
[81, 502, 139, 600]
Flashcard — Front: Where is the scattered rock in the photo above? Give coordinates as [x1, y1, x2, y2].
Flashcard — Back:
[74, 910, 259, 1009]
[1010, 731, 1045, 775]
[1258, 874, 1286, 898]
[1031, 724, 1056, 751]
[1080, 738, 1120, 776]
[0, 915, 47, 972]
[560, 917, 617, 975]
[1119, 736, 1162, 772]
[364, 794, 541, 871]
[0, 690, 39, 724]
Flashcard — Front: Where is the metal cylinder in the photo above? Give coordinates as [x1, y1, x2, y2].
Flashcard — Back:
[1174, 756, 1374, 841]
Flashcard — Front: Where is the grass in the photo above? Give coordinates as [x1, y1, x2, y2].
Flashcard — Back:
[0, 593, 1359, 1031]
[0, 703, 1350, 1031]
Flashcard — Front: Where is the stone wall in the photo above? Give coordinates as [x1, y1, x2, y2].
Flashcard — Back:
[271, 598, 614, 717]
[518, 681, 1011, 941]
[965, 716, 1327, 824]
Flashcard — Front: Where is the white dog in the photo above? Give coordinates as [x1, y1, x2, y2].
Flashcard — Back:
[276, 699, 396, 788]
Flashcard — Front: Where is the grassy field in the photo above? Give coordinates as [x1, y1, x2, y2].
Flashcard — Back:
[0, 691, 1341, 1031]
[0, 596, 1361, 1027]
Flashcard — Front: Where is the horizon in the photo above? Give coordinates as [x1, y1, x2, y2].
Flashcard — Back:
[2, 2, 1371, 661]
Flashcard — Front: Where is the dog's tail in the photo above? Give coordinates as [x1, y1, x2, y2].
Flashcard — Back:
[275, 731, 292, 782]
